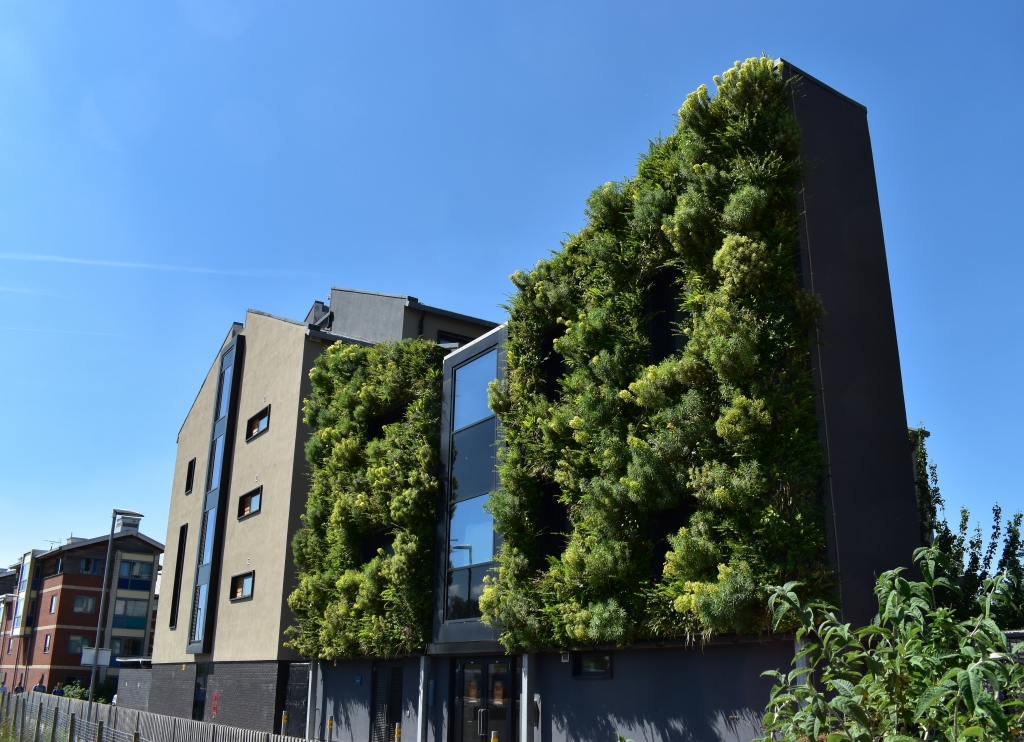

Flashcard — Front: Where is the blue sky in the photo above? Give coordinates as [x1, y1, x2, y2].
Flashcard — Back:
[0, 1, 1021, 567]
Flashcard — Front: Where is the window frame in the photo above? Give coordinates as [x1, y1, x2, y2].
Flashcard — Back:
[571, 651, 613, 680]
[245, 405, 271, 442]
[72, 595, 96, 614]
[229, 571, 255, 602]
[43, 634, 51, 654]
[237, 486, 263, 520]
[49, 595, 56, 614]
[185, 457, 197, 495]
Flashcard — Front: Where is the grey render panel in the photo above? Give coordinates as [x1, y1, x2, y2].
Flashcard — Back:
[330, 288, 408, 342]
[533, 643, 792, 742]
[786, 61, 921, 627]
[312, 658, 422, 742]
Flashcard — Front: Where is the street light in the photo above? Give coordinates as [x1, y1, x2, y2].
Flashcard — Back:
[88, 508, 144, 703]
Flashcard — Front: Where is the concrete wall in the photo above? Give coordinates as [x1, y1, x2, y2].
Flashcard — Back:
[153, 325, 241, 665]
[213, 311, 309, 663]
[786, 63, 921, 627]
[330, 289, 407, 343]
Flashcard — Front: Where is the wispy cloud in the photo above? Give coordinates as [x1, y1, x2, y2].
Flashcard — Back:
[0, 252, 311, 278]
[0, 326, 129, 338]
[0, 286, 59, 296]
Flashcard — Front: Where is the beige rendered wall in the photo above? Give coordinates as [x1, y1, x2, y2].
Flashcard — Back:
[211, 311, 310, 662]
[152, 327, 239, 664]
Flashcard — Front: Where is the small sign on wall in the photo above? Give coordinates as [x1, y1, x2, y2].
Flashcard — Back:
[212, 691, 219, 716]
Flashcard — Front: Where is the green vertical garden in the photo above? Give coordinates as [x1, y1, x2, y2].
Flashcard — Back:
[480, 55, 829, 649]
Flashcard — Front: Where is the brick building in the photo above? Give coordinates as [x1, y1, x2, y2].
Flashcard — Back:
[0, 518, 163, 693]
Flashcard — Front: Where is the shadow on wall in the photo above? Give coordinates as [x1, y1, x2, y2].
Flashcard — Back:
[541, 641, 791, 742]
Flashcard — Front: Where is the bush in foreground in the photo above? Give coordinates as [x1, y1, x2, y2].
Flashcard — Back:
[757, 547, 1024, 741]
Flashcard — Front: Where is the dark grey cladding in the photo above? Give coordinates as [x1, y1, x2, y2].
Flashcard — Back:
[784, 60, 921, 627]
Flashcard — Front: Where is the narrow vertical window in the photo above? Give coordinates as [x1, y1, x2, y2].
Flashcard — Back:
[185, 458, 197, 494]
[169, 524, 188, 629]
[199, 509, 218, 567]
[48, 596, 56, 614]
[43, 635, 51, 653]
[205, 435, 225, 493]
[215, 348, 235, 422]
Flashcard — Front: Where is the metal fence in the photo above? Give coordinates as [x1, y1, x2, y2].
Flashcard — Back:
[0, 693, 306, 742]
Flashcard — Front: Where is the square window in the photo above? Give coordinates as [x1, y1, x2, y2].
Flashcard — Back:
[49, 596, 56, 614]
[230, 572, 254, 601]
[185, 457, 197, 494]
[67, 636, 92, 654]
[78, 559, 101, 575]
[43, 635, 50, 653]
[572, 652, 612, 680]
[238, 487, 262, 518]
[73, 595, 96, 614]
[245, 406, 271, 441]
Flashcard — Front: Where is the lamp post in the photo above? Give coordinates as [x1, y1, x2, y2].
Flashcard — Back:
[88, 508, 144, 703]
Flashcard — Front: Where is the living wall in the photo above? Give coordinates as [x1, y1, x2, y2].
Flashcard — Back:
[480, 55, 829, 649]
[287, 339, 447, 658]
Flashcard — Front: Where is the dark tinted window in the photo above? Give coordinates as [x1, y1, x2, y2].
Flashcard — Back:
[453, 349, 497, 431]
[451, 417, 497, 502]
[448, 495, 493, 568]
[185, 458, 196, 494]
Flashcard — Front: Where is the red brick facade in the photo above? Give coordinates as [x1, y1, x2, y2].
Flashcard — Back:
[1, 531, 163, 693]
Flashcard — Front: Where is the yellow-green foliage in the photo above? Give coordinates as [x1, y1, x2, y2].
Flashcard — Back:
[481, 56, 829, 649]
[287, 339, 446, 657]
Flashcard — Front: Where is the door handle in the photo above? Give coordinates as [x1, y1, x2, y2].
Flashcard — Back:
[477, 708, 488, 741]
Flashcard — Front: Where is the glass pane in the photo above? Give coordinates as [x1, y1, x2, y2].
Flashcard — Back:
[469, 566, 489, 618]
[447, 568, 470, 620]
[119, 562, 131, 578]
[114, 599, 126, 615]
[449, 495, 493, 568]
[461, 662, 484, 742]
[487, 662, 510, 742]
[251, 492, 261, 512]
[191, 583, 208, 642]
[453, 349, 497, 431]
[200, 508, 217, 566]
[451, 418, 497, 502]
[216, 351, 235, 421]
[206, 435, 225, 492]
[242, 574, 253, 596]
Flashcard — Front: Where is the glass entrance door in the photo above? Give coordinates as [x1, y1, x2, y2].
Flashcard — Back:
[455, 659, 515, 742]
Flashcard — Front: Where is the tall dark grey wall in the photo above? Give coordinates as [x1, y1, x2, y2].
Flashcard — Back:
[312, 658, 422, 742]
[786, 61, 920, 628]
[202, 661, 283, 731]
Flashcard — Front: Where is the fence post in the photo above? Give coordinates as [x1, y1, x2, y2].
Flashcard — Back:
[132, 733, 139, 742]
[95, 721, 103, 742]
[69, 713, 76, 742]
[34, 702, 42, 742]
[16, 696, 24, 742]
[48, 706, 57, 742]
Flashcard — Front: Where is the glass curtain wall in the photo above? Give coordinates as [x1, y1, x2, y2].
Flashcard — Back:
[447, 349, 499, 620]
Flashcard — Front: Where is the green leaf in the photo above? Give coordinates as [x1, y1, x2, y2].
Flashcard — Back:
[960, 727, 985, 738]
[958, 669, 976, 714]
[913, 683, 951, 720]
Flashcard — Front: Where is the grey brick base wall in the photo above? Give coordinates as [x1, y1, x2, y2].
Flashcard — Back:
[204, 661, 283, 732]
[117, 668, 152, 711]
[149, 663, 197, 719]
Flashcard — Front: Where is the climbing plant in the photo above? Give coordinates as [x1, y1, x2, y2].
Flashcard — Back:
[287, 339, 447, 658]
[480, 55, 829, 650]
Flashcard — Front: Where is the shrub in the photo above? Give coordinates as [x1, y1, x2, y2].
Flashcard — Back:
[757, 547, 1024, 741]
